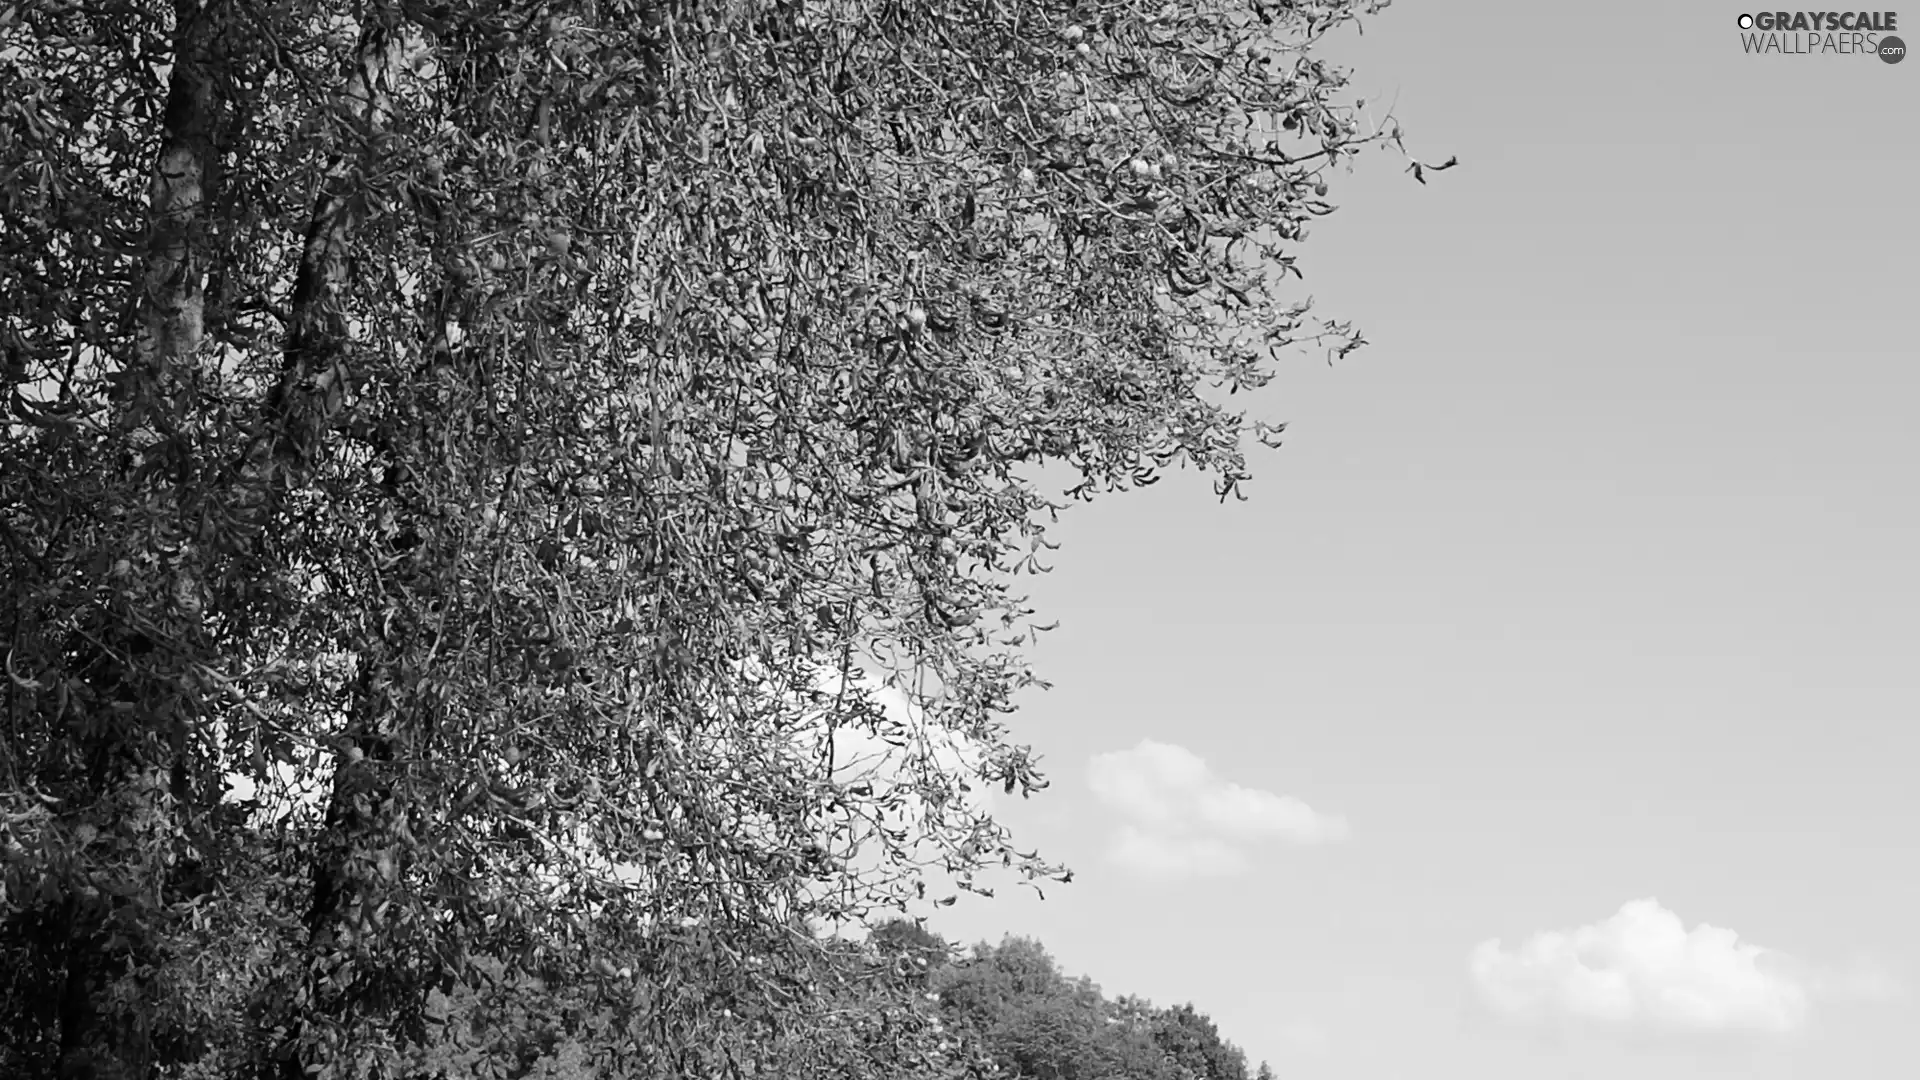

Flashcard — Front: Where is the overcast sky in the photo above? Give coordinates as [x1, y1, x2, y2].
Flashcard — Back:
[914, 3, 1918, 1077]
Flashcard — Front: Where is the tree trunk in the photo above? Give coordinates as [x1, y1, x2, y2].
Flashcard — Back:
[51, 2, 233, 1075]
[265, 22, 410, 1079]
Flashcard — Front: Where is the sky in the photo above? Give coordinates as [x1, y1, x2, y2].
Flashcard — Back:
[903, 3, 1919, 1078]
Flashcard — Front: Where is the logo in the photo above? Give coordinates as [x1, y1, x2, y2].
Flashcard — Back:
[1736, 10, 1904, 58]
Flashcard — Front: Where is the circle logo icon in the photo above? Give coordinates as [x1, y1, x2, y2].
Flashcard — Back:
[1880, 35, 1907, 63]
[1738, 14, 1754, 29]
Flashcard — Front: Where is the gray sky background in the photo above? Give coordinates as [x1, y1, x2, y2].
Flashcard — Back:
[915, 3, 1918, 1077]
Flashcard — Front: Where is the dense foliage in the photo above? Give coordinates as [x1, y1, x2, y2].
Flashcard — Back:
[403, 919, 1263, 1080]
[1, 0, 1442, 1075]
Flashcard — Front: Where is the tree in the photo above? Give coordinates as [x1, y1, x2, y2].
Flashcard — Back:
[934, 937, 1107, 1080]
[929, 935, 1256, 1080]
[2, 0, 1443, 1075]
[868, 915, 953, 987]
[1150, 1002, 1247, 1080]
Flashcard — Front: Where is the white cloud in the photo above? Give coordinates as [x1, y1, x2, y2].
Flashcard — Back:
[797, 670, 998, 823]
[1469, 898, 1815, 1035]
[776, 667, 1030, 924]
[1085, 740, 1347, 878]
[1109, 825, 1249, 877]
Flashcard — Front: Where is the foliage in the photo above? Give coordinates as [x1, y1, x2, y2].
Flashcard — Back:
[1149, 1001, 1248, 1080]
[390, 922, 1262, 1080]
[394, 918, 973, 1080]
[931, 934, 1256, 1080]
[1, 0, 1440, 1074]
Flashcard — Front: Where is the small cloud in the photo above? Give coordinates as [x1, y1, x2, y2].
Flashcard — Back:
[1469, 898, 1815, 1036]
[1108, 825, 1248, 877]
[1086, 740, 1347, 878]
